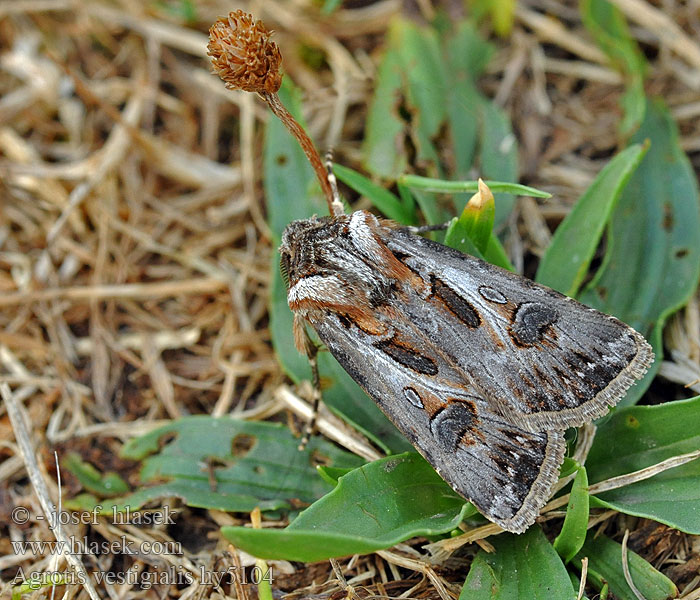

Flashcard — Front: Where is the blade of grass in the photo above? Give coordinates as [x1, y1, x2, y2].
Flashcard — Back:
[536, 143, 648, 295]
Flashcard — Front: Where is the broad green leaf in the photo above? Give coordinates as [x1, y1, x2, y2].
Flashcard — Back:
[586, 396, 700, 533]
[444, 22, 494, 178]
[222, 453, 471, 561]
[579, 99, 700, 406]
[478, 101, 518, 228]
[333, 163, 416, 224]
[460, 526, 577, 599]
[316, 465, 354, 485]
[320, 0, 342, 15]
[71, 417, 364, 515]
[395, 21, 448, 166]
[573, 533, 677, 600]
[362, 25, 407, 179]
[265, 81, 409, 453]
[536, 143, 648, 295]
[553, 466, 589, 563]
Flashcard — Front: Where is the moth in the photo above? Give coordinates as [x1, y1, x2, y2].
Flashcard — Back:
[205, 11, 653, 533]
[279, 206, 653, 533]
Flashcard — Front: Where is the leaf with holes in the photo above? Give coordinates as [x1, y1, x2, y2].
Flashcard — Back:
[67, 416, 363, 515]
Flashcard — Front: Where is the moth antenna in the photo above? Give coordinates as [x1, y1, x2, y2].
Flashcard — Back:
[324, 149, 345, 216]
[409, 222, 450, 234]
[207, 11, 342, 217]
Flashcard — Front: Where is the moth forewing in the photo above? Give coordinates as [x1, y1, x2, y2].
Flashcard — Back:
[384, 229, 655, 431]
[280, 210, 653, 533]
[312, 311, 568, 533]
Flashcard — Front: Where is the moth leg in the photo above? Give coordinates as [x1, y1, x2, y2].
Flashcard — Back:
[294, 313, 323, 450]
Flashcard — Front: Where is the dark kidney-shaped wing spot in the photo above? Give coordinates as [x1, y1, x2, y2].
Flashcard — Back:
[430, 400, 479, 451]
[432, 277, 481, 328]
[375, 339, 438, 376]
[478, 285, 508, 304]
[510, 302, 559, 346]
[403, 386, 424, 409]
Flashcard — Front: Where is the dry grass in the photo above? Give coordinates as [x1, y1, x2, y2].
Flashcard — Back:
[1, 0, 700, 598]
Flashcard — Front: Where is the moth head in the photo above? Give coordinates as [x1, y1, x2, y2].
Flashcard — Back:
[278, 215, 344, 286]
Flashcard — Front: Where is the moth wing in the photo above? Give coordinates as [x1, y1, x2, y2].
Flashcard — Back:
[312, 314, 565, 533]
[385, 229, 653, 431]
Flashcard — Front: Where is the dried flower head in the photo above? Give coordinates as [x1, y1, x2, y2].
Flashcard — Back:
[207, 10, 282, 95]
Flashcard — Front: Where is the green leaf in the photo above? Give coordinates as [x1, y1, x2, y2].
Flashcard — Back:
[80, 416, 365, 514]
[620, 75, 647, 137]
[265, 81, 409, 453]
[362, 25, 407, 179]
[483, 235, 515, 271]
[581, 0, 646, 76]
[444, 217, 486, 260]
[395, 21, 448, 168]
[478, 101, 519, 228]
[444, 22, 494, 178]
[581, 0, 647, 135]
[586, 396, 700, 533]
[398, 175, 549, 198]
[460, 526, 577, 599]
[579, 99, 700, 406]
[221, 453, 471, 561]
[536, 143, 648, 295]
[62, 452, 129, 497]
[333, 163, 416, 224]
[411, 188, 451, 227]
[467, 0, 516, 36]
[490, 0, 516, 36]
[12, 573, 69, 600]
[316, 465, 354, 485]
[456, 182, 495, 253]
[443, 213, 515, 271]
[572, 533, 677, 600]
[553, 466, 589, 563]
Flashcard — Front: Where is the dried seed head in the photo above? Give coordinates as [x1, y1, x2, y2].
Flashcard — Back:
[207, 10, 282, 94]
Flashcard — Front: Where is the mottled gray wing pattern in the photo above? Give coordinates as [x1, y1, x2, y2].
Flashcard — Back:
[312, 313, 566, 533]
[384, 229, 653, 432]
